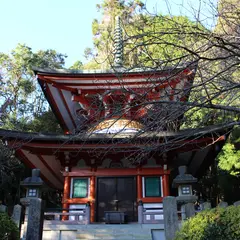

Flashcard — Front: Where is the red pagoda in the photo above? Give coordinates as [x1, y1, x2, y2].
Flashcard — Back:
[0, 17, 232, 223]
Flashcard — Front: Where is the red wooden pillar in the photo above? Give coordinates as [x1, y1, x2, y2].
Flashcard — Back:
[90, 176, 96, 223]
[162, 174, 170, 197]
[137, 175, 142, 201]
[62, 175, 71, 220]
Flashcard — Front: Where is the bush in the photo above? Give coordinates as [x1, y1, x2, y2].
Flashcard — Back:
[0, 212, 19, 240]
[175, 206, 240, 240]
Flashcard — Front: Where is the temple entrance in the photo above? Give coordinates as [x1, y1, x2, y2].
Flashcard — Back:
[96, 177, 137, 222]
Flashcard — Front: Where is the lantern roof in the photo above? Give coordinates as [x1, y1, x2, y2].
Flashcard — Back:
[172, 166, 197, 187]
[21, 169, 44, 188]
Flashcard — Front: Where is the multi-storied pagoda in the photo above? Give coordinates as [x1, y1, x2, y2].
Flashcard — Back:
[0, 18, 232, 223]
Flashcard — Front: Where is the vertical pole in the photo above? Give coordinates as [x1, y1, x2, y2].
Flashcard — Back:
[138, 200, 143, 224]
[137, 175, 143, 224]
[90, 176, 95, 223]
[163, 174, 170, 196]
[137, 175, 142, 201]
[85, 202, 91, 224]
[62, 175, 70, 220]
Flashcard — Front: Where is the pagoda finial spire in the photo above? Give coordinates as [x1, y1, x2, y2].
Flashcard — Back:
[113, 16, 123, 68]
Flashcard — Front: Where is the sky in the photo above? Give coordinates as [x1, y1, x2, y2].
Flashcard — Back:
[0, 0, 217, 67]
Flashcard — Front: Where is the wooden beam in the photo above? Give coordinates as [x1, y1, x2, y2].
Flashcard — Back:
[140, 197, 163, 203]
[63, 168, 170, 177]
[62, 174, 70, 220]
[162, 174, 170, 196]
[90, 176, 96, 223]
[65, 198, 89, 204]
[137, 175, 143, 201]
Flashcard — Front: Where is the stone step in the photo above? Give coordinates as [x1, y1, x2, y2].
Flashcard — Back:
[43, 224, 164, 240]
[75, 228, 152, 240]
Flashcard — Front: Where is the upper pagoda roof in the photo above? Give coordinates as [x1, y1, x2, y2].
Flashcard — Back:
[33, 62, 198, 134]
[33, 61, 197, 76]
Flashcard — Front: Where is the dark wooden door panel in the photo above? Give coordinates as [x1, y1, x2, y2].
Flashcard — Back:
[117, 177, 136, 222]
[96, 177, 136, 222]
[97, 178, 116, 221]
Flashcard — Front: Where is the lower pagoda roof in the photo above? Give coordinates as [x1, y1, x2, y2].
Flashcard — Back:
[0, 122, 235, 142]
[0, 121, 236, 189]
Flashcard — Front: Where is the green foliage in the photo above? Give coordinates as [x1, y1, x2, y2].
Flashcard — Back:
[82, 60, 101, 70]
[83, 0, 147, 68]
[0, 43, 67, 132]
[175, 206, 240, 240]
[215, 0, 240, 35]
[0, 44, 64, 204]
[84, 0, 205, 71]
[24, 110, 62, 133]
[0, 141, 24, 203]
[69, 60, 83, 70]
[218, 143, 240, 175]
[32, 49, 66, 69]
[217, 170, 240, 203]
[0, 212, 19, 240]
[218, 126, 240, 176]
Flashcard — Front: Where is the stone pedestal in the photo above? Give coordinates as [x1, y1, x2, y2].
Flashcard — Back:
[202, 201, 211, 210]
[85, 203, 90, 224]
[12, 204, 22, 229]
[20, 198, 30, 239]
[138, 201, 143, 224]
[218, 201, 228, 208]
[26, 198, 44, 240]
[0, 204, 7, 213]
[234, 201, 240, 206]
[163, 196, 179, 240]
[185, 203, 195, 218]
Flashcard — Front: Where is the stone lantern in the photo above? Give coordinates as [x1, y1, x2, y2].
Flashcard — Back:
[21, 169, 44, 198]
[172, 166, 198, 220]
[20, 169, 44, 239]
[172, 166, 198, 203]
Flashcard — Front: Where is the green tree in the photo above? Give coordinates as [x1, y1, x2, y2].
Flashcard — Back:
[175, 206, 240, 240]
[69, 60, 83, 70]
[83, 0, 200, 70]
[0, 141, 24, 207]
[218, 126, 240, 175]
[0, 44, 66, 132]
[0, 212, 19, 240]
[0, 44, 66, 206]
